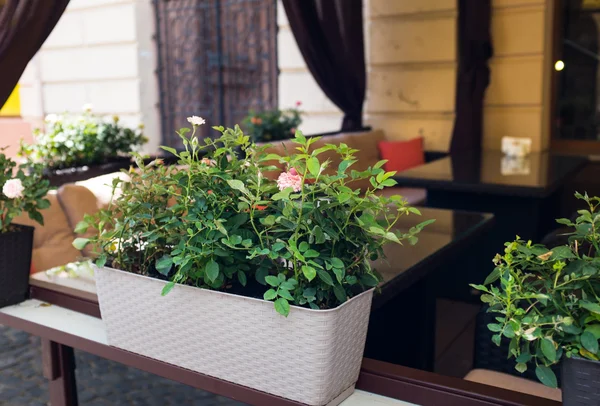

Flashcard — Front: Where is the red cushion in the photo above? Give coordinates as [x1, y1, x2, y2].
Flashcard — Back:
[377, 138, 425, 173]
[30, 263, 36, 275]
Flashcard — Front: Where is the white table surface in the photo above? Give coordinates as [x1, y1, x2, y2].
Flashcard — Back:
[1, 300, 418, 406]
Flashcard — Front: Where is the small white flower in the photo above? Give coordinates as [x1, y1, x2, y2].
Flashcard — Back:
[82, 103, 93, 112]
[45, 114, 59, 123]
[187, 116, 206, 126]
[2, 178, 25, 199]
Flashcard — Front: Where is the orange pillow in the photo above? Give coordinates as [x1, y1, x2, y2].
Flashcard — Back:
[30, 263, 36, 275]
[377, 138, 425, 173]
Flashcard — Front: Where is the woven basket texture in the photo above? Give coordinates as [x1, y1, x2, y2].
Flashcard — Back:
[562, 357, 600, 406]
[95, 266, 374, 405]
[0, 225, 34, 308]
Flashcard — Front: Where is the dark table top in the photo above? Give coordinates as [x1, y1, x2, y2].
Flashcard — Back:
[393, 150, 587, 198]
[372, 207, 494, 309]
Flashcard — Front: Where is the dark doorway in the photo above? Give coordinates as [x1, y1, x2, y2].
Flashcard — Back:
[153, 0, 278, 146]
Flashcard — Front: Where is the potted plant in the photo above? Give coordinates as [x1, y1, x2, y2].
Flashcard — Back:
[19, 104, 147, 186]
[74, 118, 432, 405]
[472, 192, 600, 405]
[242, 101, 302, 143]
[0, 151, 51, 307]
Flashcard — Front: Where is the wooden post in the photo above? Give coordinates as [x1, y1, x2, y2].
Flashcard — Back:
[41, 339, 79, 406]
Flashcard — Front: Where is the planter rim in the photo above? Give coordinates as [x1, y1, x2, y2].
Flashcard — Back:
[95, 265, 375, 314]
[1, 224, 35, 234]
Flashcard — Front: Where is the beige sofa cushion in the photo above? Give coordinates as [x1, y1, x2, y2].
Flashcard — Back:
[12, 192, 81, 272]
[76, 171, 131, 209]
[464, 369, 562, 402]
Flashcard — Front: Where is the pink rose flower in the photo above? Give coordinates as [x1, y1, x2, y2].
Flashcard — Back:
[295, 101, 302, 107]
[277, 168, 302, 192]
[2, 178, 24, 199]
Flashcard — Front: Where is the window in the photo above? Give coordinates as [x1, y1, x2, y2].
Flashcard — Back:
[554, 0, 600, 145]
[153, 0, 278, 146]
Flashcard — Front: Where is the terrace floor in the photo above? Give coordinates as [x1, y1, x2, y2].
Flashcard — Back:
[0, 325, 243, 406]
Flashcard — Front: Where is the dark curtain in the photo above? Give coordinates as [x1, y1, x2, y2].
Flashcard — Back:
[0, 0, 70, 109]
[450, 0, 493, 154]
[282, 0, 366, 131]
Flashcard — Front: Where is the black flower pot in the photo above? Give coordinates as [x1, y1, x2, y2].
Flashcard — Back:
[0, 225, 34, 308]
[562, 356, 600, 405]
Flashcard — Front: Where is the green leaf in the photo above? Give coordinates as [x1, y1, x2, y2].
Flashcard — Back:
[581, 331, 599, 354]
[263, 289, 278, 301]
[337, 193, 352, 204]
[330, 258, 344, 269]
[278, 289, 294, 301]
[484, 268, 501, 285]
[161, 281, 175, 296]
[333, 267, 344, 284]
[237, 271, 247, 286]
[256, 267, 269, 285]
[586, 325, 600, 339]
[307, 157, 320, 176]
[515, 363, 527, 373]
[304, 249, 320, 258]
[333, 285, 347, 303]
[503, 324, 516, 339]
[227, 179, 249, 195]
[360, 273, 379, 287]
[280, 278, 297, 290]
[272, 187, 293, 201]
[317, 269, 334, 286]
[74, 220, 89, 234]
[491, 334, 501, 346]
[95, 254, 107, 268]
[380, 179, 397, 187]
[313, 226, 326, 244]
[550, 246, 576, 260]
[299, 241, 309, 252]
[205, 260, 219, 282]
[384, 232, 401, 244]
[516, 352, 532, 363]
[274, 298, 290, 317]
[535, 365, 557, 388]
[155, 255, 173, 276]
[487, 323, 502, 332]
[408, 207, 422, 215]
[541, 338, 557, 362]
[72, 238, 90, 250]
[160, 146, 178, 155]
[581, 301, 600, 315]
[265, 275, 280, 287]
[302, 266, 317, 281]
[303, 287, 316, 298]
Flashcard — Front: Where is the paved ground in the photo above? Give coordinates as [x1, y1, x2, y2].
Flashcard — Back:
[0, 325, 245, 405]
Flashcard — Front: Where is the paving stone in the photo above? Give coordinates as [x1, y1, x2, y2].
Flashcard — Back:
[0, 325, 245, 405]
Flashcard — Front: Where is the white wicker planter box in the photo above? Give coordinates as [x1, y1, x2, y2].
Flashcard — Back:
[94, 266, 374, 406]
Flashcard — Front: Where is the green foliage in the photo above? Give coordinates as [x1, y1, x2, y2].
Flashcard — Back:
[76, 122, 430, 316]
[242, 104, 302, 143]
[20, 110, 147, 170]
[472, 192, 600, 388]
[0, 151, 51, 233]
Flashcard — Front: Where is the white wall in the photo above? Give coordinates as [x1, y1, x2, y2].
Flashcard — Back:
[19, 0, 161, 153]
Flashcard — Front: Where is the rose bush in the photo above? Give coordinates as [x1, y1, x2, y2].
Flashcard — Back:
[75, 119, 432, 316]
[0, 151, 51, 233]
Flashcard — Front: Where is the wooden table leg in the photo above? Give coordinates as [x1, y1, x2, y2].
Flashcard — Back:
[41, 339, 79, 406]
